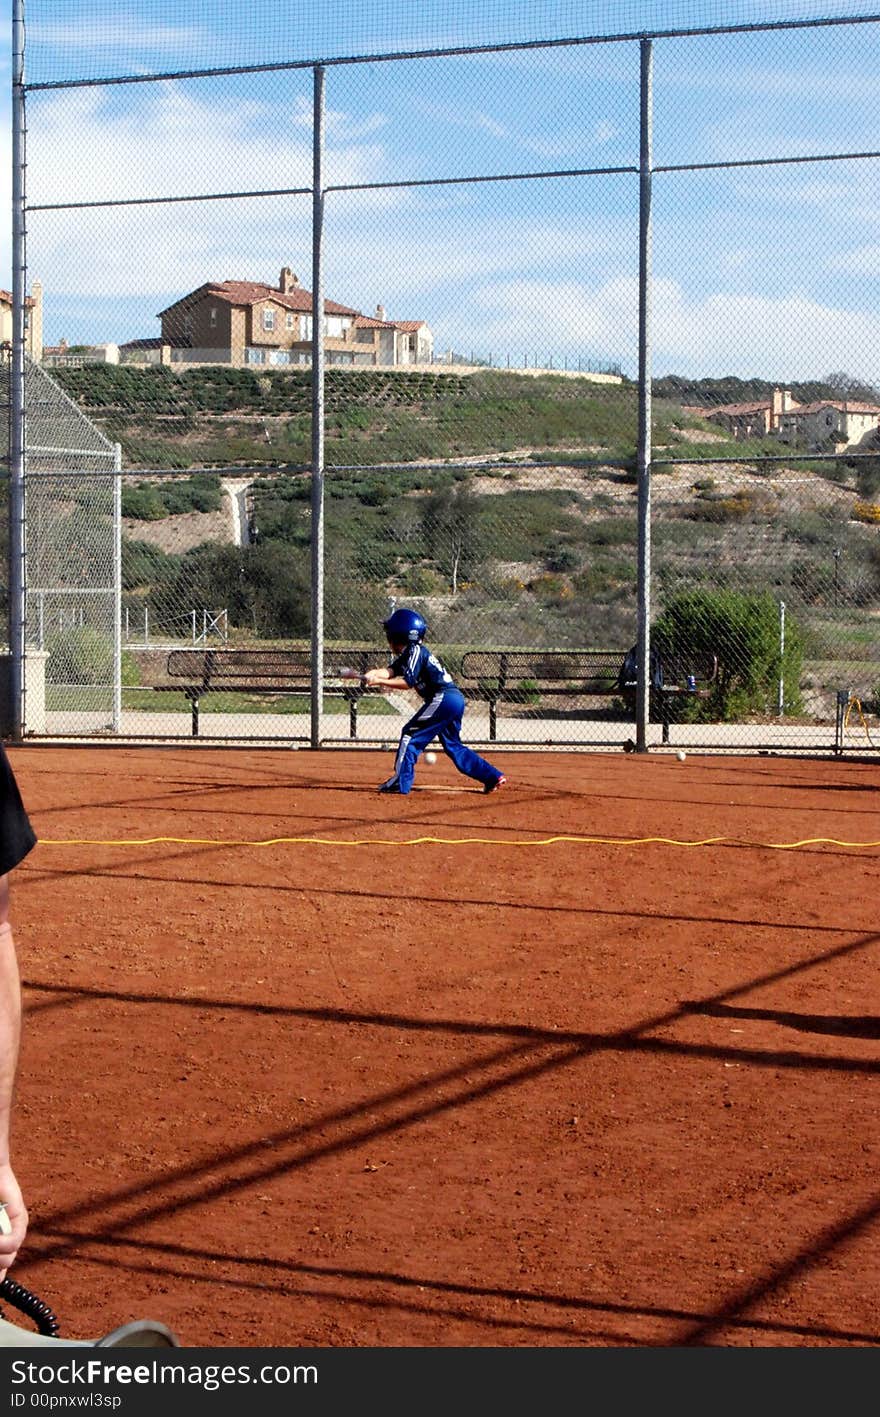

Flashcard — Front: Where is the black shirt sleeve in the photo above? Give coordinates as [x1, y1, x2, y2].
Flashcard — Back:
[0, 746, 37, 877]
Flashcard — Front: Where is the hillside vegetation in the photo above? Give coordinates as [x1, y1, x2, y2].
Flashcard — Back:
[44, 363, 880, 717]
[53, 364, 707, 470]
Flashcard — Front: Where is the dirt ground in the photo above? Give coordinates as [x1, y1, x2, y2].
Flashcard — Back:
[2, 745, 879, 1348]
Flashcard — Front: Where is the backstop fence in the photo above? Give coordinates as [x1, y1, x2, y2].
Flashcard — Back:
[7, 1, 880, 753]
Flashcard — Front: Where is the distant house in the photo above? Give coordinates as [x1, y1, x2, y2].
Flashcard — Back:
[0, 282, 43, 361]
[42, 337, 120, 368]
[154, 267, 434, 369]
[776, 400, 880, 451]
[700, 387, 801, 440]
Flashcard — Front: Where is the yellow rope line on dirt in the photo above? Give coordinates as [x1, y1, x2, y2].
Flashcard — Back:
[35, 833, 880, 850]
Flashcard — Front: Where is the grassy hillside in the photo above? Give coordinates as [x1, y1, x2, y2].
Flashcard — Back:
[43, 361, 880, 716]
[52, 364, 723, 470]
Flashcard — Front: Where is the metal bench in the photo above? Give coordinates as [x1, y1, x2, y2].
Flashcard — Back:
[154, 646, 389, 737]
[459, 648, 718, 742]
[459, 649, 623, 741]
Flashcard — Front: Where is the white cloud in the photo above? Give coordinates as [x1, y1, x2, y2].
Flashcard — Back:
[22, 81, 390, 208]
[464, 276, 880, 383]
[290, 93, 387, 141]
[413, 97, 620, 162]
[28, 19, 205, 53]
[521, 121, 619, 161]
[829, 245, 880, 276]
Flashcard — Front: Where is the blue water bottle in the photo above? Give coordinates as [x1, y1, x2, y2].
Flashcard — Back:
[686, 674, 697, 693]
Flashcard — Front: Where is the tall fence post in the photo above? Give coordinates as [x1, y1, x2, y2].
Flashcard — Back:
[112, 442, 122, 731]
[778, 599, 786, 717]
[10, 0, 27, 742]
[636, 37, 654, 754]
[310, 64, 326, 751]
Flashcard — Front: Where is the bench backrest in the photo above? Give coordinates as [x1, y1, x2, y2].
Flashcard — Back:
[651, 651, 718, 689]
[460, 649, 622, 694]
[165, 646, 388, 689]
[460, 648, 719, 696]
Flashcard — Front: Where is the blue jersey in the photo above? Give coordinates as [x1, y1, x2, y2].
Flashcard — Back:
[390, 643, 455, 702]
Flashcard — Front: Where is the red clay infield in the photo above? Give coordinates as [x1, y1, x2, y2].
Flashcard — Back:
[3, 745, 879, 1348]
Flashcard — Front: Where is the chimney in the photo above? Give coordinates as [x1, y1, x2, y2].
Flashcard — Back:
[29, 279, 43, 360]
[279, 267, 299, 294]
[375, 304, 386, 322]
[770, 387, 794, 429]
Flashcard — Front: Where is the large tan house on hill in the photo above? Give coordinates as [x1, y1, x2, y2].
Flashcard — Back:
[700, 387, 801, 439]
[686, 385, 880, 451]
[154, 267, 433, 368]
[776, 399, 880, 451]
[0, 282, 43, 360]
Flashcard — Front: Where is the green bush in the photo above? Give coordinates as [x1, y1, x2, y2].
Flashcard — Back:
[653, 588, 804, 719]
[121, 650, 142, 686]
[45, 627, 114, 685]
[121, 485, 166, 520]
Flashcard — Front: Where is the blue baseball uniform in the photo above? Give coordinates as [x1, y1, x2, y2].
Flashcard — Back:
[379, 642, 504, 795]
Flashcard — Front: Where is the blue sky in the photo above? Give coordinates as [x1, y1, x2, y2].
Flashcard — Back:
[5, 2, 880, 384]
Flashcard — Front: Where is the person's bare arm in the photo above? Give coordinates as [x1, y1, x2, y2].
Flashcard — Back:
[0, 876, 26, 1277]
[363, 667, 410, 691]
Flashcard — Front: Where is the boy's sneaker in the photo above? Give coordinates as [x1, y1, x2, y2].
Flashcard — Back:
[378, 782, 405, 794]
[483, 774, 506, 794]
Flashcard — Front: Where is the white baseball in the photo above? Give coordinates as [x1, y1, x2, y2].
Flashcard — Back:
[676, 749, 687, 762]
[424, 751, 437, 765]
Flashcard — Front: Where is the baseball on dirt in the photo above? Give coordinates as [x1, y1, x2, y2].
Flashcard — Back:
[424, 751, 437, 765]
[676, 749, 687, 762]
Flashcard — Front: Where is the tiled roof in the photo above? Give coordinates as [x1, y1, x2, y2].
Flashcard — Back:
[785, 400, 880, 416]
[159, 279, 358, 318]
[706, 401, 771, 416]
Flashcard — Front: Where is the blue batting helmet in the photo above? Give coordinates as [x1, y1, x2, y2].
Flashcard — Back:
[383, 607, 427, 644]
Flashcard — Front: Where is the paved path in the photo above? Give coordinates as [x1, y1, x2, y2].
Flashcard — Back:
[35, 704, 860, 755]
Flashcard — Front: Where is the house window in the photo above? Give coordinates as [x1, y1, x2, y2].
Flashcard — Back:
[286, 312, 294, 330]
[246, 348, 265, 365]
[826, 413, 833, 426]
[263, 308, 275, 331]
[209, 307, 218, 328]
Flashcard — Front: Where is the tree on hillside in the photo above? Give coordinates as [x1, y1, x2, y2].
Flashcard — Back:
[821, 371, 880, 403]
[421, 479, 483, 594]
[149, 540, 310, 639]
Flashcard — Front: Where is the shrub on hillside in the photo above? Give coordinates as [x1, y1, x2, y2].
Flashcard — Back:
[653, 588, 804, 719]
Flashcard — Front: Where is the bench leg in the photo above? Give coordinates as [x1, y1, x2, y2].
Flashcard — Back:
[489, 699, 497, 741]
[189, 694, 200, 737]
[349, 696, 357, 739]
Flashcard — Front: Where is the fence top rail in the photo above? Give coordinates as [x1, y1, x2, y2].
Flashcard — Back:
[25, 12, 880, 94]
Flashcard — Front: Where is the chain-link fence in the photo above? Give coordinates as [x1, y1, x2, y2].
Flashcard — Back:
[8, 1, 880, 752]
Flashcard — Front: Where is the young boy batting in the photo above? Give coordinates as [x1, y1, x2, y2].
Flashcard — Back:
[362, 607, 506, 796]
